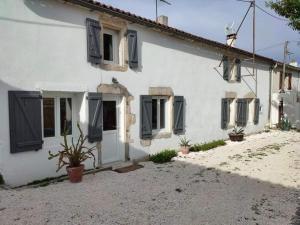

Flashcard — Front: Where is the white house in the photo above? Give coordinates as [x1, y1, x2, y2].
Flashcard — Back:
[270, 62, 300, 128]
[0, 0, 299, 186]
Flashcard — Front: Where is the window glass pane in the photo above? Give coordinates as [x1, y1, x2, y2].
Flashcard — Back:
[103, 101, 117, 131]
[103, 33, 113, 61]
[60, 98, 72, 135]
[43, 98, 55, 137]
[152, 99, 157, 130]
[160, 99, 165, 129]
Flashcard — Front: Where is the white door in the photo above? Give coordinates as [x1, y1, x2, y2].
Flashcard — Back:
[101, 95, 123, 164]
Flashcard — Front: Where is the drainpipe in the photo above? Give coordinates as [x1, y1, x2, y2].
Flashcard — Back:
[268, 66, 273, 126]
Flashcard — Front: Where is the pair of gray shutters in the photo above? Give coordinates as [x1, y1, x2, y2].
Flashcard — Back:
[223, 56, 241, 82]
[8, 91, 103, 153]
[86, 18, 138, 68]
[221, 98, 260, 129]
[140, 96, 184, 139]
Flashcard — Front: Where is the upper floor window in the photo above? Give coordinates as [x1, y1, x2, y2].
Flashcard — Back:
[102, 28, 119, 65]
[279, 72, 292, 90]
[223, 56, 241, 82]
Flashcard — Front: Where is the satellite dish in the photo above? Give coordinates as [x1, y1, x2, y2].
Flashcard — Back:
[225, 21, 236, 35]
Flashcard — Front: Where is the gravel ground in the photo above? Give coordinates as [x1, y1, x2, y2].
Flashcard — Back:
[0, 130, 299, 225]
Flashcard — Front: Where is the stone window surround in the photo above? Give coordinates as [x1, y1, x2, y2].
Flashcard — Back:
[224, 91, 256, 128]
[98, 14, 129, 72]
[140, 87, 174, 147]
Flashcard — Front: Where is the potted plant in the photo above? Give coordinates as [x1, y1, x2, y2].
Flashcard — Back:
[229, 126, 244, 142]
[279, 114, 291, 131]
[179, 136, 191, 154]
[48, 123, 96, 183]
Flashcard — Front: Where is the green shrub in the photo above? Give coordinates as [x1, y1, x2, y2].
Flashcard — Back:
[190, 140, 226, 152]
[150, 149, 177, 163]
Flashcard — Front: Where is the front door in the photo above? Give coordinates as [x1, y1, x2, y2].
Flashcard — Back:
[101, 95, 122, 164]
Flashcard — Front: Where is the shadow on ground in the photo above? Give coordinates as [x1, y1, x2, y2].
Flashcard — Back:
[0, 160, 298, 225]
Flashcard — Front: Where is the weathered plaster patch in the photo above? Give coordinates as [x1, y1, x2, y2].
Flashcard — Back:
[153, 132, 172, 139]
[225, 91, 237, 98]
[149, 87, 174, 96]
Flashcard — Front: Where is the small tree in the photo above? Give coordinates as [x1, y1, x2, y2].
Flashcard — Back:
[266, 0, 300, 31]
[48, 122, 96, 172]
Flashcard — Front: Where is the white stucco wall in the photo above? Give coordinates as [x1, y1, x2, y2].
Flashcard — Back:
[0, 0, 272, 186]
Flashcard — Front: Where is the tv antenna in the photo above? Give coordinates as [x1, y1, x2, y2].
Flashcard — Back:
[224, 21, 236, 35]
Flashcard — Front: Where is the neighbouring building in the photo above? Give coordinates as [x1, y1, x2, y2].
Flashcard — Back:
[0, 0, 299, 186]
[270, 62, 300, 128]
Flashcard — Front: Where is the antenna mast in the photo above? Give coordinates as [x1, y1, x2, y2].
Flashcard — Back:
[252, 0, 257, 96]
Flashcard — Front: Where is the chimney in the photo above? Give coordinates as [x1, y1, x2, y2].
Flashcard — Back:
[289, 60, 298, 67]
[226, 33, 237, 47]
[157, 15, 168, 26]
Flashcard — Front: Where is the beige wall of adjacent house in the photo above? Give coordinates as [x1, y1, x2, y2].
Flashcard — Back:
[0, 0, 272, 186]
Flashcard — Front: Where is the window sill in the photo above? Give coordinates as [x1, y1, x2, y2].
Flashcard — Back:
[152, 132, 172, 139]
[100, 63, 128, 72]
[228, 80, 240, 83]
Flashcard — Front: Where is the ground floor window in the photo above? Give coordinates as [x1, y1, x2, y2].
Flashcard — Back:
[42, 95, 73, 138]
[152, 96, 168, 133]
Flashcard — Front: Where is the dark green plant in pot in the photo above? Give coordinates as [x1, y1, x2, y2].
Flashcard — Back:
[229, 126, 245, 142]
[48, 122, 96, 183]
[179, 136, 191, 154]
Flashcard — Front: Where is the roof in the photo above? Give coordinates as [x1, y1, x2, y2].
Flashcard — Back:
[65, 0, 300, 72]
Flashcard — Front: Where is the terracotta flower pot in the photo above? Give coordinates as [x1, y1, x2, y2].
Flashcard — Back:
[66, 164, 84, 183]
[229, 133, 244, 142]
[180, 146, 190, 154]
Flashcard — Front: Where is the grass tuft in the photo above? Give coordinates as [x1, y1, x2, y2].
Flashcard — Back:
[190, 140, 226, 152]
[150, 149, 177, 164]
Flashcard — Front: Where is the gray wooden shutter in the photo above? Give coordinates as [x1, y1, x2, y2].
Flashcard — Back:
[236, 99, 243, 127]
[88, 93, 103, 143]
[236, 58, 241, 82]
[140, 95, 152, 139]
[254, 98, 260, 125]
[8, 91, 43, 153]
[236, 99, 248, 127]
[173, 96, 184, 134]
[221, 98, 230, 129]
[127, 30, 138, 69]
[223, 56, 229, 81]
[86, 18, 101, 65]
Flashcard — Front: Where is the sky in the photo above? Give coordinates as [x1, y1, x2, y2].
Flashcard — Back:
[98, 0, 300, 64]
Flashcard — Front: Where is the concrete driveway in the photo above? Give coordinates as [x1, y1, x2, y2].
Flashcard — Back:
[0, 130, 299, 225]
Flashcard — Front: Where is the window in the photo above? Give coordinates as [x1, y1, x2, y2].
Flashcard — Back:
[102, 28, 119, 64]
[43, 98, 55, 137]
[103, 101, 117, 131]
[247, 99, 255, 123]
[152, 97, 168, 132]
[42, 95, 73, 138]
[280, 72, 292, 90]
[103, 33, 113, 61]
[228, 99, 236, 126]
[60, 98, 72, 135]
[223, 56, 241, 82]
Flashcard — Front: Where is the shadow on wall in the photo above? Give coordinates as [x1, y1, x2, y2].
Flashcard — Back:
[24, 0, 86, 27]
